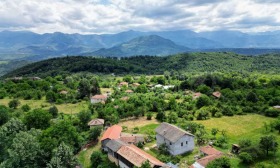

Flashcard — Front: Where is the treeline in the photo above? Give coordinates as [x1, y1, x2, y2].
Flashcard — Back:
[3, 52, 280, 78]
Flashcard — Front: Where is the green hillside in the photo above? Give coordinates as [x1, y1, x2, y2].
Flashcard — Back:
[3, 52, 280, 78]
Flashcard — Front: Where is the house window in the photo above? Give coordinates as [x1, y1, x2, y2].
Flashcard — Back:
[181, 142, 183, 146]
[186, 141, 188, 144]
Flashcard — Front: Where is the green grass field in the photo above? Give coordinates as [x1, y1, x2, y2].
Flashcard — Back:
[0, 98, 88, 114]
[195, 114, 280, 167]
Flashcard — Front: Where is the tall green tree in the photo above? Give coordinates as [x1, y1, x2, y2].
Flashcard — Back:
[24, 109, 52, 130]
[3, 130, 42, 168]
[47, 142, 77, 168]
[78, 79, 91, 99]
[259, 135, 278, 156]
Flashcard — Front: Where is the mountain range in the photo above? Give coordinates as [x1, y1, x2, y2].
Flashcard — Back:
[2, 29, 280, 60]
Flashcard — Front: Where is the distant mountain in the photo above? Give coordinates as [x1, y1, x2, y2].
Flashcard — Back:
[199, 30, 280, 48]
[2, 29, 280, 61]
[87, 35, 189, 57]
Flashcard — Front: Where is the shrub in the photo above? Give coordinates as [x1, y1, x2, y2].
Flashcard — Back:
[21, 104, 31, 112]
[239, 152, 253, 164]
[8, 99, 20, 109]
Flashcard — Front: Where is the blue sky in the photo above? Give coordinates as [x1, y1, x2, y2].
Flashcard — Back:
[0, 0, 279, 34]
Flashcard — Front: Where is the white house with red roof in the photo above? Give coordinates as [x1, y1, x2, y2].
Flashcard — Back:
[90, 94, 107, 104]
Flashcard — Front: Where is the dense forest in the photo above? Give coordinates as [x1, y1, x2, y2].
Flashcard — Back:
[3, 52, 280, 78]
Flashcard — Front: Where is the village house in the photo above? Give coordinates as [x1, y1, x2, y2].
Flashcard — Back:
[119, 82, 129, 88]
[59, 90, 68, 95]
[120, 133, 145, 145]
[190, 146, 223, 168]
[212, 91, 221, 98]
[87, 118, 104, 128]
[132, 83, 140, 87]
[106, 139, 165, 168]
[273, 105, 280, 110]
[155, 122, 195, 156]
[125, 90, 134, 94]
[101, 125, 122, 151]
[193, 92, 201, 99]
[90, 94, 107, 104]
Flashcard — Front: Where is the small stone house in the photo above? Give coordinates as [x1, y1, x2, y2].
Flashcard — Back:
[155, 122, 195, 155]
[88, 118, 104, 128]
[90, 94, 107, 104]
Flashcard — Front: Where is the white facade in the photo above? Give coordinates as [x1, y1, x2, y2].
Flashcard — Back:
[119, 160, 130, 168]
[156, 134, 195, 155]
[90, 98, 106, 104]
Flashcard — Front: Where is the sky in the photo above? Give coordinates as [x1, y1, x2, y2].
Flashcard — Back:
[0, 0, 279, 34]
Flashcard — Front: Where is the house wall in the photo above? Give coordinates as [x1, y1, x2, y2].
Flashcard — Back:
[119, 160, 131, 168]
[91, 98, 104, 104]
[192, 162, 205, 168]
[156, 134, 194, 155]
[101, 139, 110, 152]
[108, 153, 119, 166]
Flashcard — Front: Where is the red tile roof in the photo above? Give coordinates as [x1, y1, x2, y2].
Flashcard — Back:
[101, 125, 122, 141]
[196, 154, 223, 167]
[117, 144, 164, 167]
[193, 92, 201, 99]
[119, 82, 128, 86]
[200, 146, 222, 156]
[91, 94, 107, 99]
[88, 118, 104, 126]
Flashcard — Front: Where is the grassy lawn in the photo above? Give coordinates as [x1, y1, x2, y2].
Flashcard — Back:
[77, 142, 101, 168]
[0, 98, 88, 114]
[194, 114, 277, 144]
[195, 114, 280, 167]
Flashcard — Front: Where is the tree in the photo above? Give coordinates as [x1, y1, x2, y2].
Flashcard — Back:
[4, 130, 42, 168]
[0, 105, 9, 126]
[21, 104, 31, 112]
[88, 126, 102, 141]
[206, 157, 231, 168]
[239, 152, 253, 164]
[246, 92, 258, 103]
[196, 107, 210, 120]
[91, 78, 100, 96]
[211, 128, 219, 137]
[91, 151, 103, 168]
[259, 135, 278, 156]
[78, 78, 91, 99]
[0, 118, 26, 162]
[47, 142, 77, 168]
[167, 112, 178, 124]
[239, 139, 252, 148]
[140, 160, 152, 168]
[46, 91, 57, 103]
[24, 109, 52, 130]
[77, 110, 91, 131]
[41, 120, 81, 152]
[196, 95, 211, 109]
[49, 106, 59, 118]
[274, 120, 280, 133]
[8, 99, 20, 109]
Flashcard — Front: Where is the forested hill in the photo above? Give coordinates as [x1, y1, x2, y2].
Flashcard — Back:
[3, 52, 280, 78]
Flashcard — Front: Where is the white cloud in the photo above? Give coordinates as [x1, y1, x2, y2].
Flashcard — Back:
[0, 0, 279, 34]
